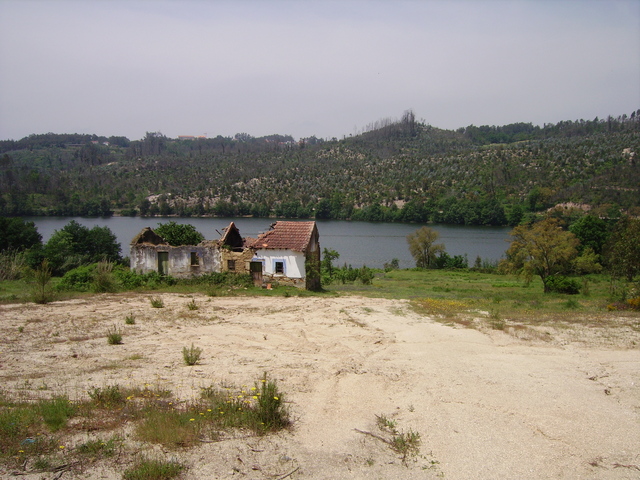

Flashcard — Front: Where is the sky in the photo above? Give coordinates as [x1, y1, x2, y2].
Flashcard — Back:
[1, 0, 639, 142]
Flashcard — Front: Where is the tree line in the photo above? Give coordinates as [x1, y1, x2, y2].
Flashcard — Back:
[1, 110, 638, 224]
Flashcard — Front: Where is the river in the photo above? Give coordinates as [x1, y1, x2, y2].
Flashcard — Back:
[24, 216, 511, 269]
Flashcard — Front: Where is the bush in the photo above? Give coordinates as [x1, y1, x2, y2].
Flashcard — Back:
[113, 266, 146, 289]
[544, 275, 581, 295]
[57, 264, 95, 291]
[182, 344, 202, 366]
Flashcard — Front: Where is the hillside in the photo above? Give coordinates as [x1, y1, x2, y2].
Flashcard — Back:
[1, 110, 639, 225]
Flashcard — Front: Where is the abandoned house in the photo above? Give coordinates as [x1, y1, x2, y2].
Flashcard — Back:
[129, 221, 321, 290]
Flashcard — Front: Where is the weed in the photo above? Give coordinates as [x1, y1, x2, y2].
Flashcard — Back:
[391, 429, 421, 461]
[376, 414, 397, 432]
[563, 298, 581, 310]
[125, 314, 136, 325]
[362, 414, 422, 465]
[199, 374, 291, 435]
[182, 344, 203, 366]
[123, 457, 185, 480]
[75, 435, 121, 458]
[186, 299, 198, 310]
[92, 260, 118, 293]
[136, 409, 202, 447]
[88, 385, 126, 408]
[18, 326, 24, 333]
[250, 374, 290, 433]
[150, 297, 164, 308]
[32, 457, 53, 471]
[39, 395, 75, 432]
[107, 325, 123, 345]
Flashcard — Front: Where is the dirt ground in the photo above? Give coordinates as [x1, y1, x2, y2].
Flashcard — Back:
[1, 293, 639, 479]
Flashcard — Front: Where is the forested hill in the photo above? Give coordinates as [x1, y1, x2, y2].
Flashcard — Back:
[1, 110, 639, 226]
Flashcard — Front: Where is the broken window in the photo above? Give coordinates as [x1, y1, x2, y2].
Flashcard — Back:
[190, 252, 199, 266]
[227, 260, 236, 271]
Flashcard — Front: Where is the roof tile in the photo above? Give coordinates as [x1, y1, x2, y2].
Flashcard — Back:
[250, 221, 316, 252]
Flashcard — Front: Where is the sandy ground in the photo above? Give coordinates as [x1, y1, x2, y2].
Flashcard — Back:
[1, 293, 639, 480]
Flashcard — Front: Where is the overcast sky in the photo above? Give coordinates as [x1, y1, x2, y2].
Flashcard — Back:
[1, 0, 639, 141]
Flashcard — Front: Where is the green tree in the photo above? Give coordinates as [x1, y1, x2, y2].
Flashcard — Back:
[604, 217, 640, 281]
[569, 215, 609, 255]
[44, 221, 121, 274]
[0, 217, 42, 251]
[154, 221, 204, 246]
[407, 226, 445, 268]
[502, 218, 580, 292]
[321, 248, 340, 278]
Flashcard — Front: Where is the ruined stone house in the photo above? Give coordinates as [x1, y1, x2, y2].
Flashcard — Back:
[130, 221, 320, 290]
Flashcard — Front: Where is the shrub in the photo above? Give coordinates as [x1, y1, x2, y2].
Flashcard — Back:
[359, 266, 374, 285]
[113, 266, 146, 289]
[182, 344, 202, 366]
[125, 314, 136, 325]
[57, 264, 95, 291]
[544, 275, 580, 295]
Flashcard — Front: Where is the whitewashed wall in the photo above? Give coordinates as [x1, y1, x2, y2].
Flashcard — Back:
[253, 249, 305, 279]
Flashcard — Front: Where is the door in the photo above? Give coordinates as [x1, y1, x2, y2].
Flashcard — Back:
[250, 261, 263, 286]
[158, 252, 169, 275]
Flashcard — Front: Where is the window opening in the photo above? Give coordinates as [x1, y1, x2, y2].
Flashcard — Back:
[190, 252, 199, 266]
[275, 261, 284, 274]
[227, 259, 236, 271]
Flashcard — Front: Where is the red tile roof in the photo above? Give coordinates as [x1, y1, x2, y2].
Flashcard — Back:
[250, 221, 317, 252]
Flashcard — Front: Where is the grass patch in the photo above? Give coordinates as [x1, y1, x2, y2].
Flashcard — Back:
[123, 457, 185, 480]
[106, 325, 123, 345]
[186, 299, 198, 310]
[150, 296, 164, 308]
[39, 395, 75, 432]
[0, 375, 290, 472]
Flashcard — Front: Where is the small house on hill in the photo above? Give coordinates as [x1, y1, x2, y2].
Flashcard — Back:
[129, 221, 320, 290]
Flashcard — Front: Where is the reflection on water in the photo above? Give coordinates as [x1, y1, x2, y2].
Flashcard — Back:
[25, 216, 511, 269]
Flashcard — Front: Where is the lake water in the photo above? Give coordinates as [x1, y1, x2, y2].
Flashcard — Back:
[24, 216, 511, 269]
